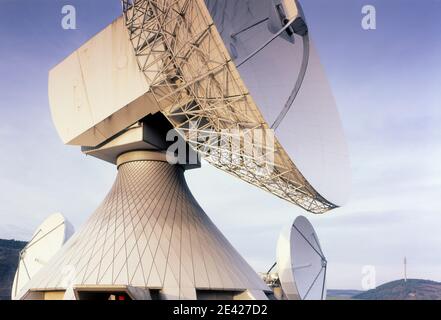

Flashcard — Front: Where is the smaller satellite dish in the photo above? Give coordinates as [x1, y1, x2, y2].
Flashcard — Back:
[11, 213, 74, 300]
[277, 216, 327, 300]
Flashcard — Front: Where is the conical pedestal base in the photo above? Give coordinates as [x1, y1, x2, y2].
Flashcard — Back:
[19, 152, 269, 300]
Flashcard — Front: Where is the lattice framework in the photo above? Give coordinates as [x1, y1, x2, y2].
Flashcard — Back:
[121, 0, 336, 213]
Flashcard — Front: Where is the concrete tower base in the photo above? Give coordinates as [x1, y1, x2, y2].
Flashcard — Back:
[19, 151, 269, 300]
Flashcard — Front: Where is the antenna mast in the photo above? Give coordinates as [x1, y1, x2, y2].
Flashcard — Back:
[404, 257, 407, 282]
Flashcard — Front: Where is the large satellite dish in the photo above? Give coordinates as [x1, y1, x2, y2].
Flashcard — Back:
[50, 0, 349, 215]
[11, 213, 74, 300]
[20, 0, 349, 300]
[277, 216, 327, 300]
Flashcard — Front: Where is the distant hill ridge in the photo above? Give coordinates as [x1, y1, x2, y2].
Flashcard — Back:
[0, 239, 27, 300]
[354, 279, 441, 300]
[327, 289, 363, 299]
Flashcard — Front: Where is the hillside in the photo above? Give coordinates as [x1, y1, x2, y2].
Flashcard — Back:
[354, 279, 441, 300]
[0, 239, 27, 300]
[327, 289, 363, 300]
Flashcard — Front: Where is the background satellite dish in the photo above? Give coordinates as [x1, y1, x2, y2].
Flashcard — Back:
[277, 215, 327, 300]
[11, 213, 74, 300]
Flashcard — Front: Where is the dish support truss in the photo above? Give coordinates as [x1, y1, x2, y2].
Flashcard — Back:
[121, 0, 336, 214]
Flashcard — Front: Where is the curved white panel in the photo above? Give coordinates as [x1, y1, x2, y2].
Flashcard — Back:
[205, 0, 351, 205]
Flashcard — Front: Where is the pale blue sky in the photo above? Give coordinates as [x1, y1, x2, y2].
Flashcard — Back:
[0, 0, 440, 289]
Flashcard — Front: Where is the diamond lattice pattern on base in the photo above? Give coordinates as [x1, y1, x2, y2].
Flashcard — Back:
[22, 160, 268, 299]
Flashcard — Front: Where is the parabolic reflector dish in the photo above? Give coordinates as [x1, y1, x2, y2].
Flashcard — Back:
[276, 215, 327, 300]
[120, 0, 350, 213]
[11, 213, 74, 300]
